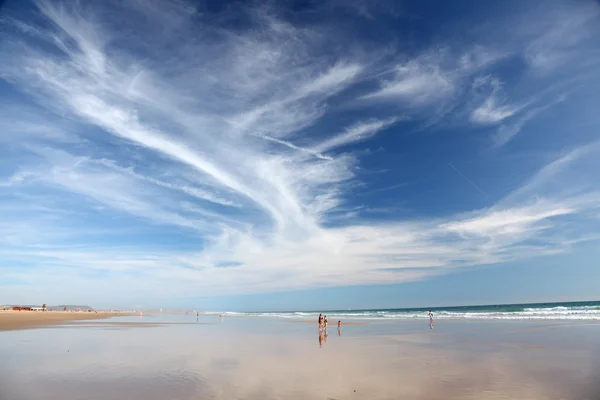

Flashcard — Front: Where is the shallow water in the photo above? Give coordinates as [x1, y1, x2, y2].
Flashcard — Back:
[1, 315, 599, 399]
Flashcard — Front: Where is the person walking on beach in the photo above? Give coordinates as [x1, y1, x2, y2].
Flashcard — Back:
[324, 315, 328, 329]
[318, 313, 323, 329]
[428, 311, 434, 329]
[337, 320, 342, 336]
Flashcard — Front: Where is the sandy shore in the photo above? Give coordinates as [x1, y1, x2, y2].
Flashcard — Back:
[1, 317, 599, 399]
[0, 311, 134, 331]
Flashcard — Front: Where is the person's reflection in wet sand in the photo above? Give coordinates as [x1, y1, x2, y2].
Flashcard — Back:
[324, 328, 328, 344]
[318, 331, 323, 348]
[338, 327, 341, 336]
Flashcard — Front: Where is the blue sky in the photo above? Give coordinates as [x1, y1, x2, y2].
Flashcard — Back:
[1, 0, 599, 310]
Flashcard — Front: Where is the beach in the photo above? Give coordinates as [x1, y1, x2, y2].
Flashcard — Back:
[1, 314, 599, 400]
[0, 310, 134, 331]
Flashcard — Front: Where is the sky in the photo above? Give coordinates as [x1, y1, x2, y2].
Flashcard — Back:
[0, 0, 599, 311]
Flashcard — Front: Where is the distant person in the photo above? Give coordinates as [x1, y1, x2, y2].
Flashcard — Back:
[337, 320, 341, 329]
[318, 313, 323, 329]
[324, 315, 328, 328]
[429, 311, 434, 329]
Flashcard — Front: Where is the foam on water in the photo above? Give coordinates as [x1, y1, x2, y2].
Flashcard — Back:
[214, 302, 600, 321]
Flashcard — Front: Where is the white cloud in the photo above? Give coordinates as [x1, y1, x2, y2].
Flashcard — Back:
[472, 103, 517, 125]
[0, 171, 35, 187]
[314, 117, 400, 153]
[0, 0, 599, 302]
[362, 46, 507, 108]
[94, 159, 243, 208]
[470, 76, 521, 124]
[492, 94, 567, 146]
[298, 63, 363, 97]
[501, 141, 600, 205]
[363, 58, 454, 104]
[441, 203, 574, 237]
[2, 143, 600, 299]
[523, 2, 600, 72]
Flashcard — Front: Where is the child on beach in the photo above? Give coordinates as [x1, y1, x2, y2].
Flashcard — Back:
[324, 315, 328, 328]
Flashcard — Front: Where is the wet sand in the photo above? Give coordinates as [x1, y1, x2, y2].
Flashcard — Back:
[1, 316, 599, 399]
[291, 319, 367, 326]
[0, 311, 134, 331]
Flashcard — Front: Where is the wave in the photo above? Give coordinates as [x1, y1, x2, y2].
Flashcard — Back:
[213, 304, 600, 321]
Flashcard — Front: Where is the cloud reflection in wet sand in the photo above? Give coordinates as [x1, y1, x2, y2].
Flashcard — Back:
[0, 318, 598, 399]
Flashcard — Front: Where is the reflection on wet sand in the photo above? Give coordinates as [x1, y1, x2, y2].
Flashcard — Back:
[0, 318, 598, 400]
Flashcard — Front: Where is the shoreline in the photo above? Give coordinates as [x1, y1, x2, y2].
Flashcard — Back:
[290, 319, 367, 326]
[0, 310, 135, 331]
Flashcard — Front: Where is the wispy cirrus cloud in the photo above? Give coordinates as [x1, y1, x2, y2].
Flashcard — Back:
[469, 76, 522, 125]
[522, 1, 600, 73]
[362, 46, 506, 107]
[363, 58, 454, 104]
[0, 0, 599, 305]
[492, 94, 568, 147]
[314, 118, 401, 153]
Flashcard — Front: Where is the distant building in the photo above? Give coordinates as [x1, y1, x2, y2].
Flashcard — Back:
[4, 304, 95, 312]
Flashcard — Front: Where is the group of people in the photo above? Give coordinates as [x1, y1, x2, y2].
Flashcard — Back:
[317, 313, 342, 347]
[318, 313, 342, 330]
[315, 311, 433, 347]
[317, 313, 328, 329]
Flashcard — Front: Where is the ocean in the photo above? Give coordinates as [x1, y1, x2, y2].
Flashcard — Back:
[214, 300, 600, 321]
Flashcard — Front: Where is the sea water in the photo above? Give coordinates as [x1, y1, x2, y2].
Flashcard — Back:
[214, 300, 600, 320]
